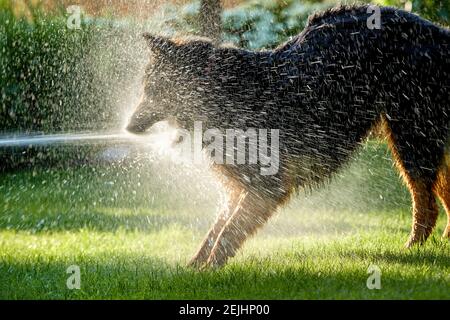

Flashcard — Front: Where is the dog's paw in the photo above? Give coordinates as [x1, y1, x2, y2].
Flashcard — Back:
[187, 252, 210, 269]
[405, 232, 427, 248]
[203, 254, 226, 270]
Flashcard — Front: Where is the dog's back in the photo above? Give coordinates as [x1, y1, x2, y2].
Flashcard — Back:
[263, 5, 450, 188]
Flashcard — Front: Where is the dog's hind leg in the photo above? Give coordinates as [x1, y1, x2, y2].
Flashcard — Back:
[433, 156, 450, 239]
[404, 180, 440, 247]
[188, 184, 245, 268]
[382, 116, 442, 247]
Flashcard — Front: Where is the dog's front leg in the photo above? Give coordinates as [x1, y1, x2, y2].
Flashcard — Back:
[204, 190, 289, 268]
[188, 188, 246, 268]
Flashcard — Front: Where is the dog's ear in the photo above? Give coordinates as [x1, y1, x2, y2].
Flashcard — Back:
[143, 33, 215, 75]
[142, 33, 178, 55]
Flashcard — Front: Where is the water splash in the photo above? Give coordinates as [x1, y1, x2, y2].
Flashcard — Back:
[0, 120, 183, 148]
[0, 131, 132, 148]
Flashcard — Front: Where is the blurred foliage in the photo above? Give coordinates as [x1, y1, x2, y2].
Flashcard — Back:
[178, 0, 448, 49]
[1, 1, 90, 132]
[218, 0, 449, 49]
[0, 0, 329, 136]
[176, 0, 333, 49]
[0, 1, 147, 170]
[0, 1, 144, 134]
[0, 0, 448, 136]
[376, 0, 449, 26]
[221, 0, 333, 49]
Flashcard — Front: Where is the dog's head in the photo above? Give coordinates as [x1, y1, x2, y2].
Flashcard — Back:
[126, 34, 215, 134]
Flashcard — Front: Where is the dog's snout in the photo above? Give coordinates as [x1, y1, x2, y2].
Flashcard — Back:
[126, 122, 147, 134]
[126, 110, 168, 135]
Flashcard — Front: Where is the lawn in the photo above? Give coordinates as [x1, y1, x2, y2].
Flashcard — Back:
[0, 142, 449, 299]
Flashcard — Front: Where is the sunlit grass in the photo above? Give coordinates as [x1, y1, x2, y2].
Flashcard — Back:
[0, 142, 449, 299]
[1, 223, 448, 299]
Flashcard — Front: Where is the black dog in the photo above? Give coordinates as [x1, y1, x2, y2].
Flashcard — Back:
[127, 5, 450, 268]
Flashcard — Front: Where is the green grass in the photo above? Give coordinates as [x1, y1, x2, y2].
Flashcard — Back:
[0, 142, 449, 299]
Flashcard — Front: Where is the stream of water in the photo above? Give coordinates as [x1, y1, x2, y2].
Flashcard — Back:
[0, 131, 133, 148]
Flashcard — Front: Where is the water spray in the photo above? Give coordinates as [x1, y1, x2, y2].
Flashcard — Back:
[0, 131, 132, 148]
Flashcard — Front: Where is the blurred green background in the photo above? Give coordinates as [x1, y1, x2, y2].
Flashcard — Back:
[1, 0, 448, 135]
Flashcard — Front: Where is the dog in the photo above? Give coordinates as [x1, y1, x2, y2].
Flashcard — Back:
[126, 5, 450, 268]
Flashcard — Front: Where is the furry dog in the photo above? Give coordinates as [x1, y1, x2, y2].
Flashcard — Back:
[127, 5, 450, 268]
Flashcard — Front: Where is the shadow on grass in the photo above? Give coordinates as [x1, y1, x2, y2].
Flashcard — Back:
[1, 250, 448, 300]
[337, 244, 450, 267]
[0, 204, 413, 238]
[0, 206, 214, 234]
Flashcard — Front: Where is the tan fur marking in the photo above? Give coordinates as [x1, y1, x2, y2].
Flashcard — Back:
[433, 156, 450, 238]
[381, 117, 440, 246]
[406, 181, 440, 246]
[188, 183, 244, 267]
